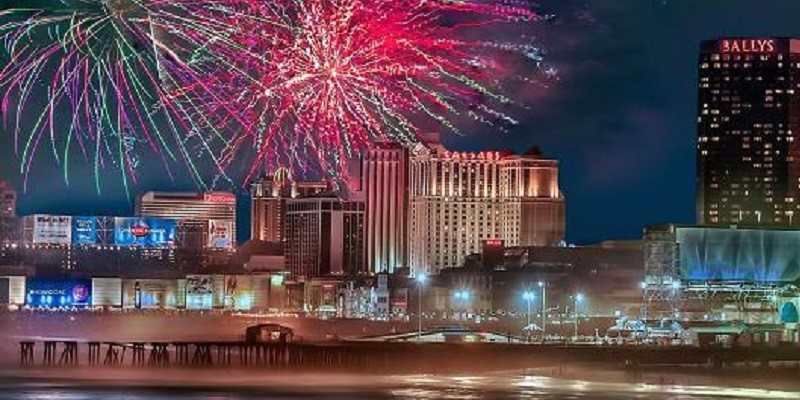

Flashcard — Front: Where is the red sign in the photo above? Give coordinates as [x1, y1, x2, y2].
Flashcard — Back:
[720, 39, 776, 53]
[130, 225, 150, 237]
[484, 239, 504, 247]
[204, 193, 236, 204]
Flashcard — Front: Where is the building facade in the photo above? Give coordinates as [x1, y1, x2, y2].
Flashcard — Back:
[284, 195, 365, 278]
[0, 180, 16, 218]
[251, 170, 330, 244]
[409, 142, 565, 274]
[362, 143, 409, 274]
[251, 170, 292, 243]
[697, 38, 800, 226]
[136, 191, 237, 249]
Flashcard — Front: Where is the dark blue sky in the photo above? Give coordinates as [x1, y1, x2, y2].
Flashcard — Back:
[3, 0, 800, 244]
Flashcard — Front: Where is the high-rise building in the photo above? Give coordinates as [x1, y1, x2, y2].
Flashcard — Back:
[136, 191, 237, 249]
[284, 194, 365, 278]
[697, 38, 800, 226]
[250, 169, 329, 243]
[251, 169, 292, 243]
[0, 180, 16, 218]
[409, 142, 565, 274]
[361, 143, 409, 274]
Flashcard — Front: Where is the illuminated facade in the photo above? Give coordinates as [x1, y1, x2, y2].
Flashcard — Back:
[136, 191, 237, 249]
[250, 170, 329, 244]
[0, 180, 16, 218]
[251, 170, 292, 243]
[409, 142, 565, 274]
[284, 195, 365, 278]
[697, 38, 800, 226]
[362, 143, 409, 274]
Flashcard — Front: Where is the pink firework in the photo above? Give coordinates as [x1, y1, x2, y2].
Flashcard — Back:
[172, 0, 550, 182]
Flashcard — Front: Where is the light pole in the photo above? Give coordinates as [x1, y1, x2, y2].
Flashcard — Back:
[522, 291, 535, 341]
[522, 291, 535, 328]
[574, 293, 584, 341]
[538, 281, 546, 343]
[417, 273, 427, 340]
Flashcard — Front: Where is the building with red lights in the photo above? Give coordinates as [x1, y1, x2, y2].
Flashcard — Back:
[136, 191, 237, 249]
[409, 141, 565, 274]
[697, 38, 800, 226]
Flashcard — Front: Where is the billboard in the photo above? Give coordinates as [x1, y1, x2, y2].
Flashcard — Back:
[72, 216, 100, 245]
[26, 278, 92, 308]
[114, 217, 176, 248]
[677, 227, 800, 283]
[208, 219, 234, 249]
[32, 215, 72, 244]
[186, 275, 214, 310]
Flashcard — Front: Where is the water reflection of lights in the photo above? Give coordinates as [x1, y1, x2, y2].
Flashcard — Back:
[513, 375, 800, 399]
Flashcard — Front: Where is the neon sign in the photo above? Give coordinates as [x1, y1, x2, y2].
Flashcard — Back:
[720, 39, 776, 53]
[204, 193, 236, 203]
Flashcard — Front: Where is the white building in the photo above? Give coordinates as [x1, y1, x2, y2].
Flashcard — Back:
[409, 141, 565, 274]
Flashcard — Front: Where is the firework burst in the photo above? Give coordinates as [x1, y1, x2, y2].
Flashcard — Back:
[171, 0, 553, 182]
[0, 0, 231, 193]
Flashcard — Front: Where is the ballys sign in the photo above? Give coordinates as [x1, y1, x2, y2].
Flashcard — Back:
[720, 39, 776, 53]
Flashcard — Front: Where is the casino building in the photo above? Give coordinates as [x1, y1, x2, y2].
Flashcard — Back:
[409, 140, 565, 275]
[137, 191, 237, 249]
[697, 38, 800, 227]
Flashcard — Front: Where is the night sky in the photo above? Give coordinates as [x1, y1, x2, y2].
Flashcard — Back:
[3, 0, 800, 244]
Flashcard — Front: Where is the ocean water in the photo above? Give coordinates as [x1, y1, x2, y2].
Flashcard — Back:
[1, 374, 798, 400]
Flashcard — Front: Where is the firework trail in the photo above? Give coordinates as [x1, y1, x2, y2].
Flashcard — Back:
[0, 0, 232, 194]
[170, 0, 554, 182]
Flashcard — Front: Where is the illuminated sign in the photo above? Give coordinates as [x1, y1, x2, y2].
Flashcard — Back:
[32, 215, 72, 245]
[114, 217, 176, 248]
[130, 224, 150, 238]
[26, 279, 92, 308]
[72, 216, 99, 245]
[720, 39, 776, 53]
[208, 219, 234, 248]
[204, 192, 236, 204]
[484, 239, 504, 247]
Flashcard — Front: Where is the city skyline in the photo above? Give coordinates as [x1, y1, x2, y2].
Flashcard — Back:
[4, 1, 800, 247]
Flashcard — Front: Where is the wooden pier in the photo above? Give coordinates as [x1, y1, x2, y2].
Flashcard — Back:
[18, 340, 800, 371]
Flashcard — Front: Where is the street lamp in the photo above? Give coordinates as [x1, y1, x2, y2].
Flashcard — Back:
[417, 273, 427, 340]
[522, 291, 535, 326]
[574, 293, 584, 341]
[538, 281, 546, 342]
[522, 291, 535, 340]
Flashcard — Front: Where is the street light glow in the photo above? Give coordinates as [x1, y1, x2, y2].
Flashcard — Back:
[575, 293, 584, 302]
[417, 273, 427, 284]
[522, 291, 535, 301]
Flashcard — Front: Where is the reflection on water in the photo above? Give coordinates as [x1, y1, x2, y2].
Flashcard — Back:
[2, 373, 800, 400]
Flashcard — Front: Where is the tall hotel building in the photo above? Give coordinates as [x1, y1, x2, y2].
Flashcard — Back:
[361, 143, 409, 274]
[250, 171, 329, 243]
[284, 194, 365, 278]
[136, 191, 237, 248]
[409, 142, 565, 274]
[697, 38, 800, 226]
